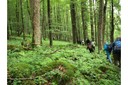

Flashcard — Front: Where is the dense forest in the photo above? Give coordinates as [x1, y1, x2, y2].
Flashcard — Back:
[7, 0, 121, 85]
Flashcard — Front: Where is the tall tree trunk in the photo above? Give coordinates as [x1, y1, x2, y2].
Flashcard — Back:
[20, 0, 25, 40]
[81, 1, 88, 44]
[26, 0, 32, 35]
[57, 5, 62, 40]
[93, 0, 97, 45]
[110, 0, 114, 43]
[70, 0, 77, 44]
[7, 23, 10, 40]
[8, 0, 13, 36]
[10, 19, 13, 35]
[47, 0, 53, 46]
[89, 0, 94, 41]
[32, 0, 41, 47]
[16, 0, 20, 36]
[106, 18, 109, 41]
[98, 0, 104, 53]
[30, 0, 34, 32]
[102, 0, 107, 44]
[66, 9, 70, 41]
[93, 0, 98, 45]
[7, 0, 10, 40]
[42, 0, 46, 40]
[76, 5, 81, 41]
[27, 0, 31, 20]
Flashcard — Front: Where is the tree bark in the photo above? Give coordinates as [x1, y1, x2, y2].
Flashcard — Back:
[89, 0, 94, 41]
[110, 0, 114, 43]
[81, 1, 88, 44]
[42, 0, 46, 40]
[66, 9, 70, 41]
[16, 0, 20, 36]
[102, 0, 107, 44]
[47, 0, 53, 46]
[93, 0, 97, 45]
[20, 0, 25, 40]
[70, 0, 77, 44]
[26, 0, 32, 35]
[7, 0, 10, 40]
[30, 0, 34, 30]
[32, 0, 41, 47]
[76, 5, 81, 42]
[98, 0, 104, 53]
[57, 5, 61, 40]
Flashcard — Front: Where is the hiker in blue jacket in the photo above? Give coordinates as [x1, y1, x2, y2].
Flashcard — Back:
[103, 42, 112, 63]
[112, 37, 121, 67]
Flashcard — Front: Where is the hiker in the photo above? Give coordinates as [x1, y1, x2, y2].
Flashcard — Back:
[86, 40, 95, 53]
[85, 38, 91, 45]
[112, 37, 121, 67]
[103, 42, 112, 63]
[77, 39, 85, 45]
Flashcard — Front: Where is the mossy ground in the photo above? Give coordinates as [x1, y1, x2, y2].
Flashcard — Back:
[7, 36, 120, 85]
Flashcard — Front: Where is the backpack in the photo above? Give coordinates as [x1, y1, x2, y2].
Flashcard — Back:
[104, 44, 108, 50]
[113, 40, 121, 51]
[104, 43, 112, 53]
[107, 44, 112, 53]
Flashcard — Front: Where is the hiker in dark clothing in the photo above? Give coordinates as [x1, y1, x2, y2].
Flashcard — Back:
[103, 42, 112, 63]
[86, 39, 95, 53]
[85, 38, 91, 45]
[112, 37, 121, 67]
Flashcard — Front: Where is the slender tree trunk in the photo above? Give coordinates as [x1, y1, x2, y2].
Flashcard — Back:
[16, 0, 20, 36]
[57, 5, 61, 40]
[47, 0, 53, 46]
[70, 0, 77, 44]
[106, 12, 109, 41]
[27, 0, 33, 30]
[102, 0, 107, 44]
[42, 0, 46, 40]
[40, 1, 44, 44]
[43, 0, 47, 40]
[76, 5, 81, 41]
[81, 1, 88, 44]
[32, 0, 41, 47]
[66, 9, 70, 41]
[10, 20, 13, 35]
[106, 17, 109, 41]
[20, 0, 25, 40]
[27, 0, 31, 20]
[93, 0, 97, 45]
[90, 0, 94, 41]
[98, 0, 104, 53]
[7, 23, 10, 40]
[26, 0, 32, 35]
[30, 0, 34, 33]
[110, 0, 114, 43]
[7, 0, 10, 40]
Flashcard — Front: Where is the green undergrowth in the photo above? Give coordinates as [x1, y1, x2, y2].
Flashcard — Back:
[7, 36, 120, 85]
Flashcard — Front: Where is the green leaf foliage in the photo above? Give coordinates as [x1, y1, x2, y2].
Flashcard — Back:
[8, 36, 120, 85]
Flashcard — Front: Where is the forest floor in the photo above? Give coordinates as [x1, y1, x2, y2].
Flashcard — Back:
[7, 36, 120, 85]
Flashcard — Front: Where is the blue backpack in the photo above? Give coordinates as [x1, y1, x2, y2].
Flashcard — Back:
[104, 43, 112, 53]
[113, 40, 121, 51]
